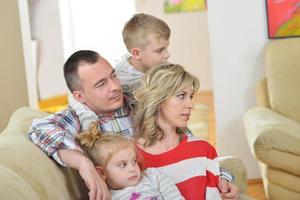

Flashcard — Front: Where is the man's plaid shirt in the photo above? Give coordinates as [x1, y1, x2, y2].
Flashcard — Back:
[28, 103, 133, 166]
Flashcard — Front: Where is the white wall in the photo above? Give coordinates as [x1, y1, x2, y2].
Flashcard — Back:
[29, 0, 135, 99]
[29, 0, 67, 99]
[0, 0, 29, 130]
[135, 0, 213, 90]
[207, 0, 268, 178]
[69, 1, 135, 65]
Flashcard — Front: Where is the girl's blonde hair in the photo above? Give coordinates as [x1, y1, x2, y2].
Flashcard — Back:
[134, 64, 200, 147]
[77, 122, 137, 167]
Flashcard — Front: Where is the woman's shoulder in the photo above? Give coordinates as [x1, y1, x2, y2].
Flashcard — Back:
[186, 135, 215, 149]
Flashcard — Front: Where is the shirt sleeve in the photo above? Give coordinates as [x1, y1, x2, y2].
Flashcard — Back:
[220, 167, 234, 183]
[149, 168, 184, 200]
[27, 108, 83, 166]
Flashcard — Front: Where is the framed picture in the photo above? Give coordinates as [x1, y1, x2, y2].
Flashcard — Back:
[164, 0, 206, 14]
[266, 0, 300, 39]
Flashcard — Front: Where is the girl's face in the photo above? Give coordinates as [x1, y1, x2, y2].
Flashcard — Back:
[158, 85, 194, 129]
[104, 147, 141, 190]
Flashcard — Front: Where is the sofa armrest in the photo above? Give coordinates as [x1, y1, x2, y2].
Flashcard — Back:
[219, 156, 248, 193]
[244, 107, 300, 176]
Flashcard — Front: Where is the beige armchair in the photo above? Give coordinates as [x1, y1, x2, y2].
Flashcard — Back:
[244, 38, 300, 200]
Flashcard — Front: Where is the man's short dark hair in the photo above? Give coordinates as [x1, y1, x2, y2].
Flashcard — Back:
[64, 50, 100, 92]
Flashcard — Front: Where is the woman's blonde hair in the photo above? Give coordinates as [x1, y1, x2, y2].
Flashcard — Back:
[134, 64, 200, 147]
[76, 122, 137, 167]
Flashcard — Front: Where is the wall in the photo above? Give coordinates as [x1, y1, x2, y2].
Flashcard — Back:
[0, 0, 29, 131]
[207, 0, 268, 178]
[135, 0, 213, 90]
[29, 0, 67, 99]
[69, 0, 135, 65]
[29, 0, 135, 99]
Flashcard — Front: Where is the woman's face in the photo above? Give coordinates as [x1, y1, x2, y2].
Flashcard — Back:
[158, 85, 194, 129]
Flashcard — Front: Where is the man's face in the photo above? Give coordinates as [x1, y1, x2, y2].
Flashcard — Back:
[74, 58, 123, 115]
[138, 34, 170, 71]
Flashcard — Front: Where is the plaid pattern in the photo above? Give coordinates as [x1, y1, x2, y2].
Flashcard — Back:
[28, 104, 133, 166]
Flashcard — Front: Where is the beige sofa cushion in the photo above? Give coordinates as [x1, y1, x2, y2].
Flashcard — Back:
[0, 165, 40, 200]
[265, 38, 300, 123]
[244, 107, 300, 176]
[0, 107, 87, 200]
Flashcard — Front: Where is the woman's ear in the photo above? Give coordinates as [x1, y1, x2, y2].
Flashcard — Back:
[95, 166, 106, 180]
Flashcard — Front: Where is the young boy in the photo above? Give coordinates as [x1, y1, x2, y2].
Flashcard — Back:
[115, 13, 171, 97]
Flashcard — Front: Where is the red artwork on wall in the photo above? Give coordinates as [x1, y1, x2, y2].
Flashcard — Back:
[266, 0, 300, 38]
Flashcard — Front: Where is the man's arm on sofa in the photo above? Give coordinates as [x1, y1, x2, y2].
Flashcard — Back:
[58, 149, 111, 200]
[28, 108, 82, 165]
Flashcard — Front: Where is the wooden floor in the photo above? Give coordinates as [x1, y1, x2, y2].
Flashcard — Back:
[247, 179, 268, 200]
[195, 91, 268, 200]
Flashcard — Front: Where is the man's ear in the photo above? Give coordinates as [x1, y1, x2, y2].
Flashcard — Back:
[130, 48, 141, 60]
[72, 90, 86, 104]
[95, 166, 107, 180]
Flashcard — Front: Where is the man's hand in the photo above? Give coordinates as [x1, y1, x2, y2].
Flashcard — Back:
[58, 149, 111, 200]
[78, 158, 110, 200]
[218, 178, 240, 200]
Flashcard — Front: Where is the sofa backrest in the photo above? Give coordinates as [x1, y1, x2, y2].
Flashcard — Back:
[264, 38, 300, 123]
[0, 107, 88, 200]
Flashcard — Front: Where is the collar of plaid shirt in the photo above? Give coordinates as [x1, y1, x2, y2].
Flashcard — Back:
[97, 96, 132, 125]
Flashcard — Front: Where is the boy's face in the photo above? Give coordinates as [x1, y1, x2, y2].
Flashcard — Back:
[74, 58, 124, 115]
[138, 34, 170, 71]
[104, 148, 141, 189]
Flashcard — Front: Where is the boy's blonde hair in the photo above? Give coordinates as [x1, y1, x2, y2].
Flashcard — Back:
[122, 13, 170, 51]
[77, 122, 137, 167]
[134, 64, 200, 147]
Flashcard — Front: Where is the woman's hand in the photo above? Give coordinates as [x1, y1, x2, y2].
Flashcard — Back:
[218, 178, 240, 200]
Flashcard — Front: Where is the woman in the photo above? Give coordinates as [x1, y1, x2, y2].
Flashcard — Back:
[134, 64, 221, 200]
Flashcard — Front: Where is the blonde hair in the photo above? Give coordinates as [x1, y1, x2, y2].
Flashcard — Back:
[77, 122, 137, 167]
[122, 13, 170, 51]
[134, 64, 200, 147]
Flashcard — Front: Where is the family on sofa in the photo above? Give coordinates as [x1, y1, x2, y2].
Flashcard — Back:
[27, 13, 240, 200]
[0, 13, 245, 200]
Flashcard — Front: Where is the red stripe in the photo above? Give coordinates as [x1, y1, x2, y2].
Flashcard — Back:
[137, 135, 218, 168]
[207, 170, 219, 187]
[176, 176, 206, 200]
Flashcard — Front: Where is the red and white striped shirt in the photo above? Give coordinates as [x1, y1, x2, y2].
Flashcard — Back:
[136, 135, 221, 200]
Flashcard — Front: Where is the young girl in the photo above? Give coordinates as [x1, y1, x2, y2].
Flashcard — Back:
[134, 63, 222, 200]
[76, 122, 184, 200]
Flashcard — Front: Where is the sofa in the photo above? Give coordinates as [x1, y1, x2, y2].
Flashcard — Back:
[0, 106, 251, 199]
[244, 38, 300, 200]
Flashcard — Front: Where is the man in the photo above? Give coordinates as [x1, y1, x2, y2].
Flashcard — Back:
[28, 50, 239, 200]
